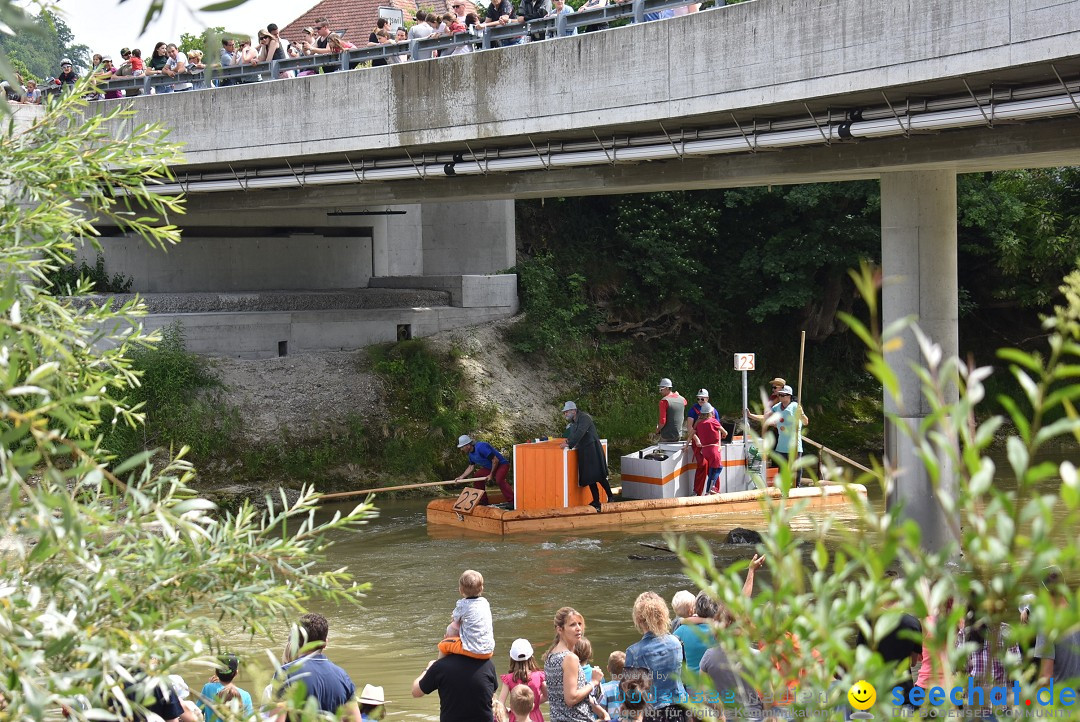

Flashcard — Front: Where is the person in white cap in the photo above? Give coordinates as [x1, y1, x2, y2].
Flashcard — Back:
[454, 434, 514, 505]
[561, 402, 611, 511]
[496, 639, 545, 722]
[686, 388, 724, 496]
[746, 384, 808, 486]
[358, 684, 390, 720]
[691, 403, 725, 494]
[654, 378, 686, 443]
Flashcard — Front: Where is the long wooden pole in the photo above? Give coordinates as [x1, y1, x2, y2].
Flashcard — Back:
[319, 476, 489, 501]
[796, 330, 806, 412]
[802, 436, 874, 475]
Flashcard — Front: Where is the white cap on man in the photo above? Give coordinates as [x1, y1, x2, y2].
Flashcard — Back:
[658, 377, 673, 389]
[457, 434, 473, 448]
[562, 401, 577, 412]
[778, 385, 793, 396]
[696, 388, 709, 398]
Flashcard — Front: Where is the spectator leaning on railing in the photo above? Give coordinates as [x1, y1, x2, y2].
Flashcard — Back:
[387, 27, 409, 63]
[480, 0, 517, 46]
[519, 0, 552, 40]
[187, 49, 206, 88]
[99, 57, 122, 99]
[22, 79, 41, 104]
[368, 18, 390, 67]
[219, 37, 238, 86]
[408, 11, 436, 59]
[546, 0, 577, 37]
[162, 43, 192, 92]
[305, 18, 340, 72]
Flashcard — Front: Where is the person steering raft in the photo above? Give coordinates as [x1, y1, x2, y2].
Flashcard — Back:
[455, 435, 515, 505]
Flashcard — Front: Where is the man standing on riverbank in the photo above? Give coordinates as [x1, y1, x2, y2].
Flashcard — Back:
[275, 613, 363, 721]
[655, 378, 686, 442]
[412, 653, 497, 722]
[455, 435, 514, 505]
[561, 401, 612, 511]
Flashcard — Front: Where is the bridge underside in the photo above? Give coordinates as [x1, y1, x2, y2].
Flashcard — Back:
[179, 117, 1080, 211]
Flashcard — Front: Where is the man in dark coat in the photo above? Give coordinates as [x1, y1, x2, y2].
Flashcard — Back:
[561, 401, 612, 511]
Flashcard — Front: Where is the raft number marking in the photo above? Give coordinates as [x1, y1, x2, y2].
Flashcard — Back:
[734, 353, 756, 371]
[453, 488, 484, 514]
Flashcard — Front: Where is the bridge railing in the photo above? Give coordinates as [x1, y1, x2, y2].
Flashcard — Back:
[98, 0, 728, 95]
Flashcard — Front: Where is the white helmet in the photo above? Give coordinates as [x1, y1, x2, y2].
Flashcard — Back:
[699, 402, 715, 415]
[562, 401, 577, 412]
[456, 434, 473, 448]
[61, 58, 73, 66]
[658, 377, 673, 389]
[696, 388, 709, 398]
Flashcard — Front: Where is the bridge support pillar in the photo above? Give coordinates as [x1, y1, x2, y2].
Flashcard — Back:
[880, 170, 958, 553]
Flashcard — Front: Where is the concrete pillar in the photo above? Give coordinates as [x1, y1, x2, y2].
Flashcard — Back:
[880, 170, 958, 553]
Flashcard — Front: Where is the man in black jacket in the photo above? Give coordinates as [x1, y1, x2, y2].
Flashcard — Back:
[561, 401, 612, 511]
[518, 0, 551, 40]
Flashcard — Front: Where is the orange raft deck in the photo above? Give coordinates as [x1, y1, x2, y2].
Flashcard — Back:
[426, 484, 867, 536]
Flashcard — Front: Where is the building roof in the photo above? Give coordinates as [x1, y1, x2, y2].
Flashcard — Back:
[279, 0, 479, 42]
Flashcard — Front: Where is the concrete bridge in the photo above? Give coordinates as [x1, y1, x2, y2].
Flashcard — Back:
[82, 0, 1080, 549]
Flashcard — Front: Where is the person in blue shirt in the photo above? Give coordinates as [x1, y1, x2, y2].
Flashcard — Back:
[455, 435, 515, 505]
[197, 653, 254, 722]
[747, 384, 809, 486]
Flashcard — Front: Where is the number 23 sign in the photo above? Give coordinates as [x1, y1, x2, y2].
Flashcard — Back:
[734, 353, 756, 371]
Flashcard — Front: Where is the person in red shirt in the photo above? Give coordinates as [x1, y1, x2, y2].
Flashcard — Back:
[655, 378, 686, 442]
[691, 403, 726, 494]
[686, 388, 722, 495]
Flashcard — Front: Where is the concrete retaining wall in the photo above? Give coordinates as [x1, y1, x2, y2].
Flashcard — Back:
[144, 303, 516, 359]
[82, 234, 374, 293]
[368, 274, 518, 309]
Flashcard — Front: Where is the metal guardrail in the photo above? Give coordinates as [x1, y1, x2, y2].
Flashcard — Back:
[98, 0, 727, 95]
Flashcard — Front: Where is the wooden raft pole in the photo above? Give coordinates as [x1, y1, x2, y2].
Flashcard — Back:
[319, 476, 489, 501]
[802, 437, 875, 476]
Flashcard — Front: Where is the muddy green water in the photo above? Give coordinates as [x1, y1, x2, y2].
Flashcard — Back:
[215, 457, 1076, 721]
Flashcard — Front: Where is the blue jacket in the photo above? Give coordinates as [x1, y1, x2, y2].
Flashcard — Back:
[624, 632, 686, 707]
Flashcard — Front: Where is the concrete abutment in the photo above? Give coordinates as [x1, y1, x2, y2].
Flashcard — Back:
[80, 200, 518, 359]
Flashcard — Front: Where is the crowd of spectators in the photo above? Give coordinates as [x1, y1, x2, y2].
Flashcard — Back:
[3, 0, 702, 103]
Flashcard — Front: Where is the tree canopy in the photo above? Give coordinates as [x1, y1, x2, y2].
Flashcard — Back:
[0, 8, 88, 81]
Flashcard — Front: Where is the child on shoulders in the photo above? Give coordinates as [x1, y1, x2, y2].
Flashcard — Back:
[438, 569, 495, 659]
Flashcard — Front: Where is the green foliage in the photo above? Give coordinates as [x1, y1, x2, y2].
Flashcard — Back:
[179, 26, 227, 55]
[369, 340, 496, 479]
[676, 265, 1080, 719]
[0, 8, 89, 80]
[44, 252, 133, 294]
[507, 251, 596, 354]
[959, 169, 1080, 311]
[102, 323, 237, 461]
[0, 74, 373, 722]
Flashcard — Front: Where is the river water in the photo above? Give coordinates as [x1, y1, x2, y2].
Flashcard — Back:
[216, 456, 1074, 721]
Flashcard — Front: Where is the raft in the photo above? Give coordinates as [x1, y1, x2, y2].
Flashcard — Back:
[426, 483, 867, 536]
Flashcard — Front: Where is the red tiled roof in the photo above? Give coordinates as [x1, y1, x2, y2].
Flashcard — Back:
[280, 0, 479, 43]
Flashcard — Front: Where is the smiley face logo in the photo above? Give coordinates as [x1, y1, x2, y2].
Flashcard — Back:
[848, 680, 876, 711]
